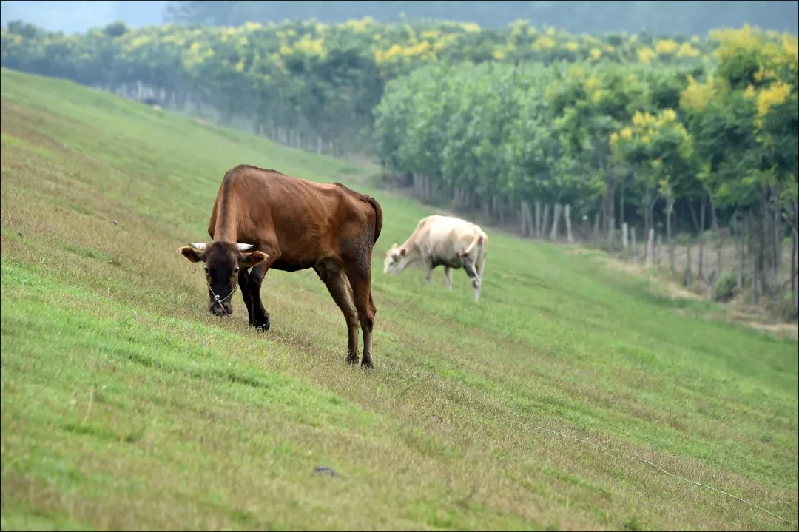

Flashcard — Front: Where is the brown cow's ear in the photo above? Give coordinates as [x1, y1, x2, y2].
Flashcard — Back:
[399, 248, 407, 256]
[179, 246, 206, 263]
[239, 250, 269, 268]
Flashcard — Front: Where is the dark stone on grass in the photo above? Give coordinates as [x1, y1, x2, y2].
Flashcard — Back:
[314, 466, 340, 477]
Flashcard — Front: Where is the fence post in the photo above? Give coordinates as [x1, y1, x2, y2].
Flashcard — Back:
[622, 222, 628, 251]
[550, 203, 561, 241]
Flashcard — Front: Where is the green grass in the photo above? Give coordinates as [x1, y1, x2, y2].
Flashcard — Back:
[1, 68, 797, 531]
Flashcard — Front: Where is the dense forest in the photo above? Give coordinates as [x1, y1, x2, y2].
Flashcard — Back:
[0, 15, 796, 317]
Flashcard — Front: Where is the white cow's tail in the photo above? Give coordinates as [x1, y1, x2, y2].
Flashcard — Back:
[461, 230, 484, 258]
[476, 231, 488, 278]
[465, 230, 487, 303]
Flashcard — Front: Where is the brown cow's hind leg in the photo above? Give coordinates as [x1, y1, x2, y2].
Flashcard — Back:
[314, 260, 361, 365]
[343, 261, 376, 369]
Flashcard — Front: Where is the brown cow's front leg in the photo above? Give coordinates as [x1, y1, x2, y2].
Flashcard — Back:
[247, 261, 271, 331]
[238, 268, 255, 325]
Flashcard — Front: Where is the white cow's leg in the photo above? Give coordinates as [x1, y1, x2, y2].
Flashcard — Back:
[445, 266, 452, 291]
[463, 258, 481, 302]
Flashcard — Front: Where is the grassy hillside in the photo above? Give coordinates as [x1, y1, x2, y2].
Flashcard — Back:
[1, 68, 797, 531]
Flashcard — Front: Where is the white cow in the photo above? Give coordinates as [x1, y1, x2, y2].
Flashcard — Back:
[383, 214, 488, 302]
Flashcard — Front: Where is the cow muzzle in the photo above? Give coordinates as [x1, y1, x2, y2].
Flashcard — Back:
[210, 300, 233, 316]
[208, 285, 237, 316]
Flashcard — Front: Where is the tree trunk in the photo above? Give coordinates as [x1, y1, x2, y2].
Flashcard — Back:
[752, 239, 759, 305]
[685, 242, 693, 287]
[758, 200, 768, 297]
[792, 227, 797, 320]
[524, 201, 534, 237]
[647, 228, 654, 267]
[772, 187, 780, 301]
[535, 201, 542, 237]
[632, 227, 638, 265]
[608, 216, 615, 248]
[736, 214, 743, 292]
[656, 234, 662, 268]
[688, 200, 700, 231]
[605, 181, 616, 237]
[542, 204, 550, 240]
[667, 192, 675, 279]
[698, 200, 705, 283]
[565, 204, 573, 243]
[593, 211, 601, 242]
[646, 198, 655, 244]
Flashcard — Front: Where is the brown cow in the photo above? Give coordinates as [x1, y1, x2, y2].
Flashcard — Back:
[178, 164, 383, 368]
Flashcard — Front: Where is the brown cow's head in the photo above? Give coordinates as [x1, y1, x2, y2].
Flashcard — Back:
[179, 242, 268, 316]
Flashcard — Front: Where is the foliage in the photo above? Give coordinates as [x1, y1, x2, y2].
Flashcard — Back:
[0, 17, 712, 150]
[713, 269, 740, 301]
[374, 23, 796, 238]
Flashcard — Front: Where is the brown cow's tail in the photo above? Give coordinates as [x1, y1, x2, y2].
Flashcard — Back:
[334, 182, 382, 244]
[367, 196, 383, 244]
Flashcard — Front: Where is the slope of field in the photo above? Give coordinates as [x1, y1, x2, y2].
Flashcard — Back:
[1, 68, 797, 531]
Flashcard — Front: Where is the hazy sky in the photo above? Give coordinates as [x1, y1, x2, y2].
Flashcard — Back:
[0, 1, 167, 34]
[2, 1, 797, 36]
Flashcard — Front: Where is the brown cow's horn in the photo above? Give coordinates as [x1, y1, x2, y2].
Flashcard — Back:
[236, 243, 254, 251]
[190, 242, 207, 250]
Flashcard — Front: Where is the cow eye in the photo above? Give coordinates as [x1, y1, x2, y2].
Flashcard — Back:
[233, 268, 239, 276]
[204, 267, 209, 274]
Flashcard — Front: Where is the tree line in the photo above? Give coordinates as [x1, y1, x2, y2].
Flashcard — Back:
[0, 17, 721, 154]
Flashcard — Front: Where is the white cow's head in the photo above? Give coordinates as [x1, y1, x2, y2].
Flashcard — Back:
[383, 243, 408, 275]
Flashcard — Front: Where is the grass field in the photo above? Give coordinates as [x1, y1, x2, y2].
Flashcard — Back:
[1, 68, 797, 531]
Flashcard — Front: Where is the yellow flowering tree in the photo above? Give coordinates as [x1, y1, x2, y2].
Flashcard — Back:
[611, 109, 696, 237]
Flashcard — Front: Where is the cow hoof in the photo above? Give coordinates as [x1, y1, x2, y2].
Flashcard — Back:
[252, 316, 270, 332]
[346, 356, 360, 366]
[360, 358, 374, 370]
